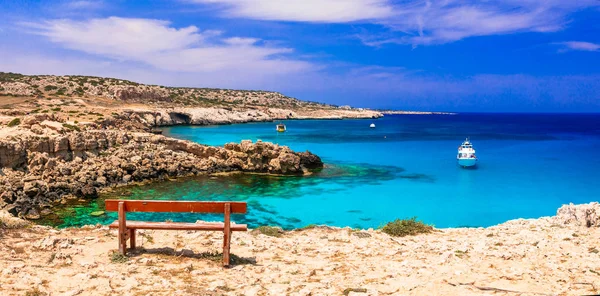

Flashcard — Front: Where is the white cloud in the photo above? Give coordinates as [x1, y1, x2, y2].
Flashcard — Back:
[1, 46, 598, 111]
[189, 0, 394, 22]
[556, 41, 600, 52]
[23, 17, 313, 74]
[362, 0, 600, 46]
[65, 0, 104, 10]
[191, 0, 599, 46]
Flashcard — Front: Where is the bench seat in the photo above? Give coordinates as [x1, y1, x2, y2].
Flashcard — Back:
[108, 221, 248, 231]
[105, 199, 248, 267]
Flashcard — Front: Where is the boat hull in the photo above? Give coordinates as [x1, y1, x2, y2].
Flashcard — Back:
[457, 158, 477, 167]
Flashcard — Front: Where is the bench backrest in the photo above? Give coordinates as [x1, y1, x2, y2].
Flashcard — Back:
[105, 200, 247, 214]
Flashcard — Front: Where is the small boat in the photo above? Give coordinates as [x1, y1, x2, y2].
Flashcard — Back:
[370, 123, 376, 128]
[276, 123, 286, 132]
[457, 138, 477, 168]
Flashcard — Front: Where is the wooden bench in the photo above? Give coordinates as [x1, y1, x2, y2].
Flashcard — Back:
[105, 200, 248, 267]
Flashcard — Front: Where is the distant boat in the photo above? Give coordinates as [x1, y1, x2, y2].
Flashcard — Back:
[457, 138, 477, 168]
[276, 123, 286, 132]
[369, 123, 376, 128]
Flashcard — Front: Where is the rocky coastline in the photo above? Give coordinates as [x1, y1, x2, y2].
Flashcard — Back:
[0, 113, 323, 220]
[380, 110, 456, 115]
[0, 73, 389, 221]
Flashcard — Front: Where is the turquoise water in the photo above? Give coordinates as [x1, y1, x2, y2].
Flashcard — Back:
[47, 114, 600, 229]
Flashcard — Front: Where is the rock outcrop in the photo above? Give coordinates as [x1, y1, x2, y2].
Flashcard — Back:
[553, 202, 600, 227]
[0, 129, 322, 219]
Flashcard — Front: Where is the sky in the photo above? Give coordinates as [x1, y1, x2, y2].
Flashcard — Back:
[0, 0, 599, 112]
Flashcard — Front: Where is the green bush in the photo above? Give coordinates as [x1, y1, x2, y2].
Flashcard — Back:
[62, 123, 80, 132]
[110, 251, 128, 263]
[7, 118, 20, 127]
[44, 85, 58, 91]
[381, 217, 433, 237]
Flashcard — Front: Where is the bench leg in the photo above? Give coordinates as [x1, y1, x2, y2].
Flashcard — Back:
[118, 201, 127, 255]
[223, 230, 231, 267]
[130, 229, 136, 250]
[223, 203, 231, 267]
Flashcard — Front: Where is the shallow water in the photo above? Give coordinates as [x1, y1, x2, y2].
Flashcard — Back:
[44, 113, 600, 229]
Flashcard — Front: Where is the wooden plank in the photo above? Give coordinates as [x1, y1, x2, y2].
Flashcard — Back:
[105, 200, 247, 214]
[223, 203, 231, 267]
[118, 202, 127, 255]
[108, 221, 248, 231]
[129, 229, 136, 250]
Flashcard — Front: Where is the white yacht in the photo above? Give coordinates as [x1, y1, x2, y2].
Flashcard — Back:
[369, 123, 376, 128]
[457, 138, 477, 167]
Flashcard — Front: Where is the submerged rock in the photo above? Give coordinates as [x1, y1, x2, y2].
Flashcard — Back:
[89, 211, 105, 217]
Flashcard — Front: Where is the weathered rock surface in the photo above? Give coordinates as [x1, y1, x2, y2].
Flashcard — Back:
[553, 202, 600, 227]
[1, 203, 599, 296]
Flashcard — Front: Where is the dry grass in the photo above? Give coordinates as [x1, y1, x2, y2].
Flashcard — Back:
[253, 226, 284, 237]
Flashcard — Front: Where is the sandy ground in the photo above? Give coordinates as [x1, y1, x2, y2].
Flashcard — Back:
[1, 214, 599, 296]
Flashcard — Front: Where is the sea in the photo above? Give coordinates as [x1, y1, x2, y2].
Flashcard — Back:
[46, 113, 600, 229]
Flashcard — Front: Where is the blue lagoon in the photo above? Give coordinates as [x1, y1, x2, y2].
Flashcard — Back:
[50, 113, 600, 229]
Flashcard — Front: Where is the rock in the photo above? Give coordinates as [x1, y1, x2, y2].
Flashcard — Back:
[89, 211, 105, 217]
[298, 151, 323, 169]
[554, 202, 600, 227]
[80, 184, 98, 199]
[123, 175, 132, 182]
[24, 208, 40, 219]
[96, 176, 107, 186]
[23, 182, 40, 197]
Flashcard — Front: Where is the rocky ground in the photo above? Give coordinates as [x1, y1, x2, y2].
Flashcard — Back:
[1, 203, 599, 296]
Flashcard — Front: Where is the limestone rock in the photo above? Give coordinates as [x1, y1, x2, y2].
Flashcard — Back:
[554, 202, 600, 227]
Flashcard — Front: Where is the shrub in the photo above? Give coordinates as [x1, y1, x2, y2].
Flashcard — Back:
[110, 251, 128, 263]
[381, 217, 433, 237]
[343, 288, 367, 295]
[7, 118, 21, 127]
[44, 85, 58, 91]
[62, 123, 80, 132]
[254, 226, 284, 237]
[24, 287, 46, 296]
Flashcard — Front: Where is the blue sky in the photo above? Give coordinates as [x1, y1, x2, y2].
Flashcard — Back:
[0, 0, 599, 112]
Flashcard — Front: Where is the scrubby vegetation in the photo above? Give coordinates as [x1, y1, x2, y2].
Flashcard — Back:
[254, 226, 284, 237]
[343, 288, 367, 295]
[109, 251, 128, 263]
[7, 118, 21, 127]
[0, 71, 340, 110]
[62, 123, 80, 132]
[381, 217, 433, 237]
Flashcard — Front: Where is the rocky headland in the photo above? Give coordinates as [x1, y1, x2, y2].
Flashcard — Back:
[0, 112, 323, 220]
[0, 71, 362, 220]
[1, 203, 600, 295]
